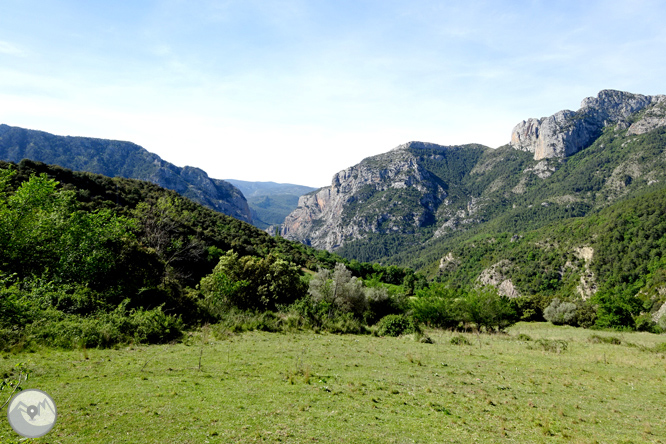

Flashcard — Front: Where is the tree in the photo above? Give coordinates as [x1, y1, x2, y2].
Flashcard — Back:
[459, 287, 516, 332]
[308, 263, 368, 318]
[200, 251, 305, 312]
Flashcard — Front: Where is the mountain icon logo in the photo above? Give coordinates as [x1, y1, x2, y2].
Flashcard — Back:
[6, 389, 57, 438]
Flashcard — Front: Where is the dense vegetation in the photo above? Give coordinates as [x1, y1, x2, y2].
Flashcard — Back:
[0, 160, 435, 350]
[3, 122, 666, 351]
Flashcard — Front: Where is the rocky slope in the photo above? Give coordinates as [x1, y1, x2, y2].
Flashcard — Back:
[0, 124, 252, 223]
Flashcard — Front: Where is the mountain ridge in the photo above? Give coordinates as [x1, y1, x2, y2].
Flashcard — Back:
[0, 124, 253, 223]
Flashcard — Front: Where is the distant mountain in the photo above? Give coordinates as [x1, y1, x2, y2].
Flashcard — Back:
[281, 90, 666, 275]
[0, 124, 252, 223]
[226, 179, 316, 229]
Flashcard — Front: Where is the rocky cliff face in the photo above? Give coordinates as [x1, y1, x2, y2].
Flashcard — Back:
[510, 90, 665, 160]
[0, 124, 252, 223]
[281, 142, 461, 250]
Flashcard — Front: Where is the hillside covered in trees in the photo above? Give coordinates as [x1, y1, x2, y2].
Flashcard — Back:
[0, 160, 423, 349]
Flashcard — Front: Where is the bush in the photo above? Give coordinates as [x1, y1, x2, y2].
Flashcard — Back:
[364, 286, 403, 325]
[528, 339, 568, 353]
[542, 297, 596, 328]
[16, 303, 183, 349]
[589, 334, 621, 345]
[459, 287, 517, 332]
[634, 313, 661, 333]
[308, 263, 367, 318]
[544, 298, 577, 325]
[410, 285, 462, 329]
[450, 334, 471, 345]
[593, 289, 643, 330]
[376, 314, 420, 337]
[200, 251, 306, 312]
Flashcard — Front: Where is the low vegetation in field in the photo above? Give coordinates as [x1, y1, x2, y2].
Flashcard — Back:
[1, 323, 665, 443]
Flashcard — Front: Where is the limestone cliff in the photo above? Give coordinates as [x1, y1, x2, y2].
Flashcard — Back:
[510, 90, 665, 160]
[281, 142, 471, 250]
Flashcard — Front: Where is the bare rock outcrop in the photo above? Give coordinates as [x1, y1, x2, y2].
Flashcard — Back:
[627, 96, 666, 135]
[510, 90, 665, 160]
[477, 260, 521, 298]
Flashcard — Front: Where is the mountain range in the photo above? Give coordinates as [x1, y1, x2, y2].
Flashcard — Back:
[2, 89, 665, 314]
[280, 90, 666, 274]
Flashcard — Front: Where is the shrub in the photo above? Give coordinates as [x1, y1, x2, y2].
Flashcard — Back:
[634, 313, 661, 333]
[516, 333, 532, 341]
[528, 339, 568, 353]
[592, 289, 643, 330]
[19, 304, 183, 349]
[410, 285, 462, 329]
[589, 334, 621, 345]
[376, 314, 419, 337]
[364, 286, 402, 325]
[200, 251, 306, 312]
[543, 298, 578, 325]
[308, 263, 369, 319]
[450, 334, 471, 345]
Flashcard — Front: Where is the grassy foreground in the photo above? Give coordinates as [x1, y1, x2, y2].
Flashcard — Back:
[2, 323, 666, 443]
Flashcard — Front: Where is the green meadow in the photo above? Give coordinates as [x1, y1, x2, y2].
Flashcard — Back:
[2, 323, 666, 443]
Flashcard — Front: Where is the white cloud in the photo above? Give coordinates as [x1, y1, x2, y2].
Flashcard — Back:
[0, 41, 25, 57]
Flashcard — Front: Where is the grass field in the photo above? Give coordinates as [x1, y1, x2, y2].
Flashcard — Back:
[2, 323, 666, 443]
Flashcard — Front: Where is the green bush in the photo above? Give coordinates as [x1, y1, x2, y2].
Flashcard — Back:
[450, 334, 471, 345]
[543, 298, 577, 325]
[589, 334, 621, 345]
[200, 251, 306, 312]
[459, 287, 517, 332]
[410, 284, 462, 329]
[634, 313, 661, 333]
[15, 304, 183, 349]
[528, 339, 568, 353]
[376, 314, 420, 337]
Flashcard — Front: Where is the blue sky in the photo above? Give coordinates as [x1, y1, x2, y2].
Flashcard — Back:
[1, 0, 665, 186]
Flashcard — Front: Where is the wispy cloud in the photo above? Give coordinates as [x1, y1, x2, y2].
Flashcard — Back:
[0, 41, 25, 57]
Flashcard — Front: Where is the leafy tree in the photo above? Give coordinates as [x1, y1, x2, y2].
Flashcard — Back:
[459, 287, 516, 332]
[200, 251, 305, 312]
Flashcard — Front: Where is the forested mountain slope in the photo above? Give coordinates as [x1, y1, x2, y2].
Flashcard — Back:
[281, 90, 666, 273]
[0, 124, 253, 223]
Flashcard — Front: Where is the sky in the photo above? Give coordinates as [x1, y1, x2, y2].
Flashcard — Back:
[1, 1, 665, 187]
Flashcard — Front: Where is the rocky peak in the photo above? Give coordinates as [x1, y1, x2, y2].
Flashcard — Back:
[510, 89, 665, 160]
[280, 144, 450, 250]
